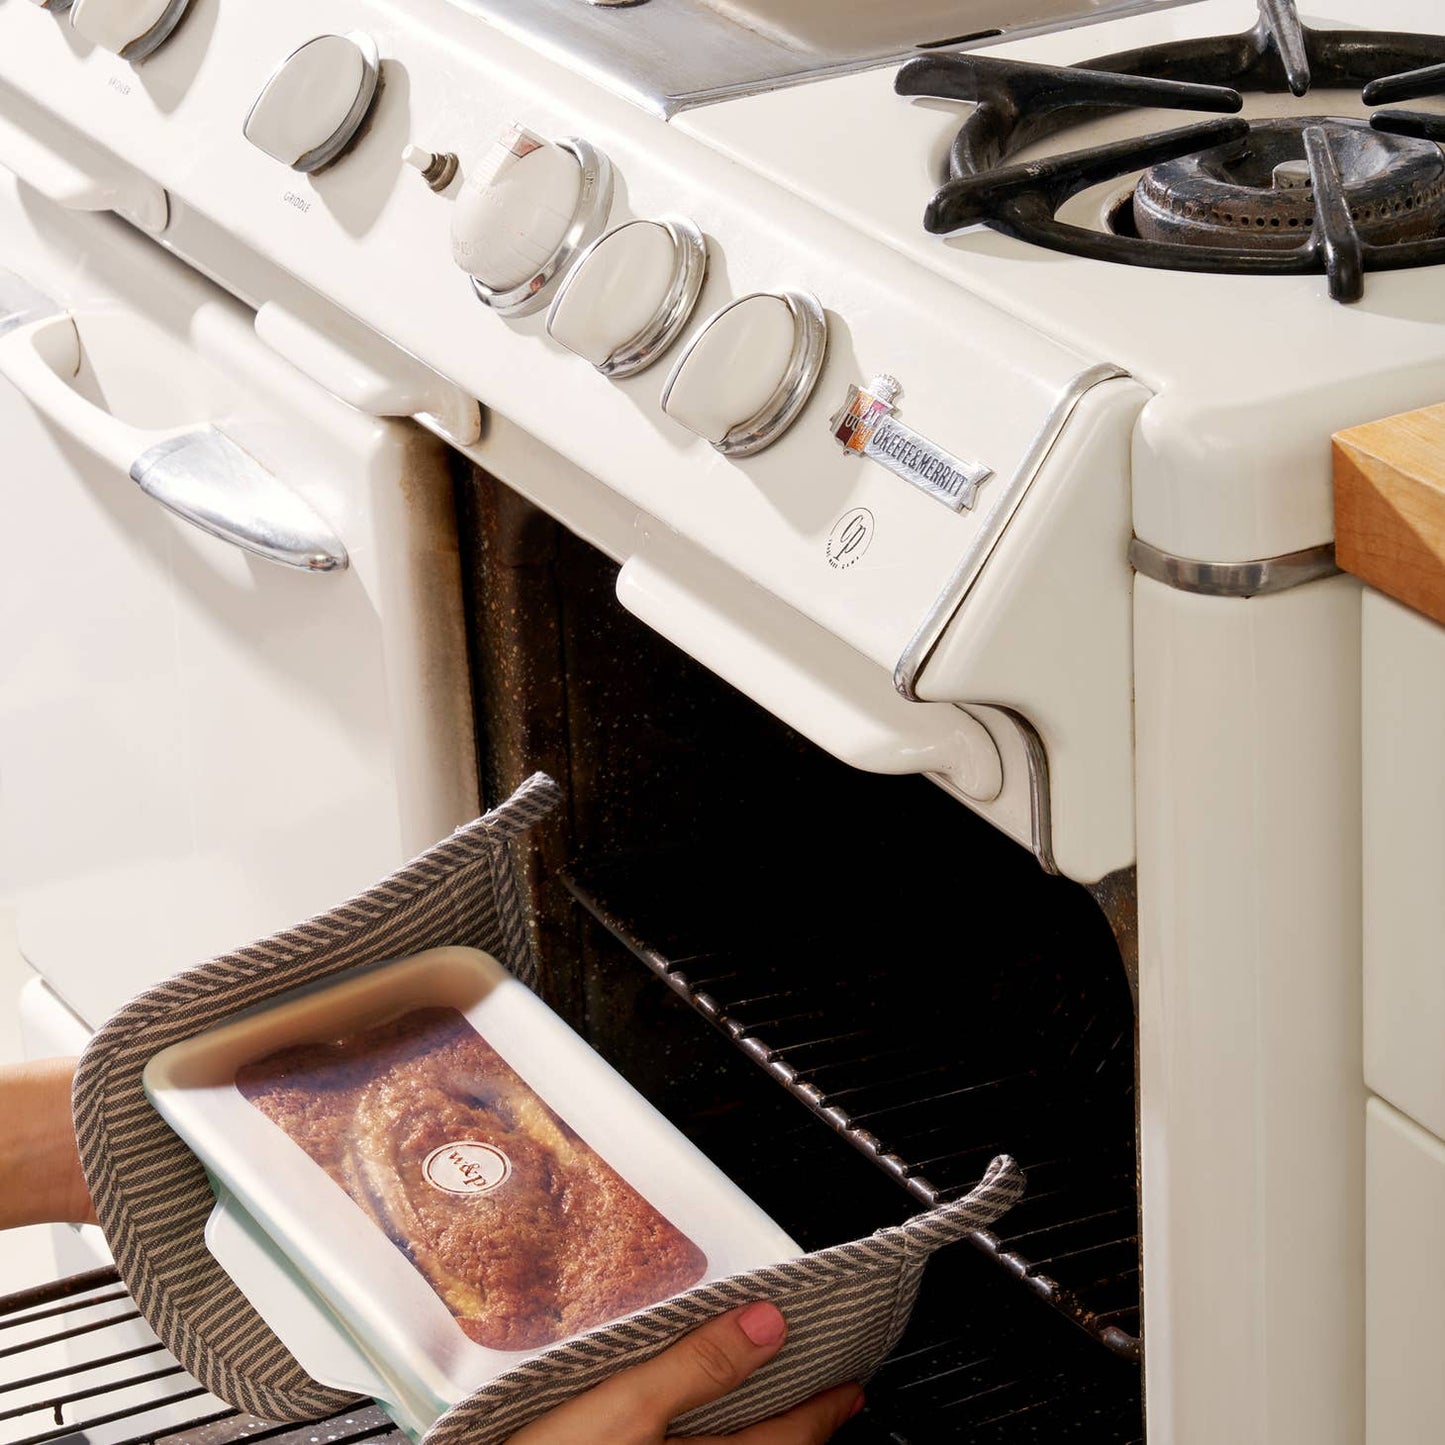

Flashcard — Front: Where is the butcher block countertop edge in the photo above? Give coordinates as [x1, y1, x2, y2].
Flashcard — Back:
[1333, 401, 1445, 630]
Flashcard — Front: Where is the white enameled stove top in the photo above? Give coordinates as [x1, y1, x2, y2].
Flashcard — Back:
[679, 0, 1445, 560]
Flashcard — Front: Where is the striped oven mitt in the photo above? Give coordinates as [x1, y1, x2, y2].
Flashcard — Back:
[72, 771, 561, 1423]
[424, 1152, 1025, 1445]
[71, 767, 1026, 1437]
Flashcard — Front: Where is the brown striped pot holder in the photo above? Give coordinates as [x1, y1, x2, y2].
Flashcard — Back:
[72, 769, 1027, 1440]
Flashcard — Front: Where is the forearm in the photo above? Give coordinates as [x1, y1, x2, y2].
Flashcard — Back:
[0, 1057, 97, 1228]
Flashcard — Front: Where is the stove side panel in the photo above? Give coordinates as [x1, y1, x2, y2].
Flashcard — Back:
[1134, 572, 1364, 1445]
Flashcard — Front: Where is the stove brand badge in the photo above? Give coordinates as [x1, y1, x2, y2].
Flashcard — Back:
[423, 1141, 512, 1196]
[826, 508, 874, 570]
[829, 375, 993, 512]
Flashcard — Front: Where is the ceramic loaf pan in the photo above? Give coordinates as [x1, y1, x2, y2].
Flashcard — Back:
[142, 944, 807, 1437]
[72, 771, 1027, 1442]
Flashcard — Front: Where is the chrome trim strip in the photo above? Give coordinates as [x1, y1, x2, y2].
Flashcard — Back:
[120, 0, 192, 63]
[442, 0, 1205, 118]
[1127, 537, 1340, 596]
[600, 219, 707, 378]
[893, 362, 1129, 701]
[470, 138, 614, 318]
[987, 706, 1058, 876]
[1011, 708, 1058, 877]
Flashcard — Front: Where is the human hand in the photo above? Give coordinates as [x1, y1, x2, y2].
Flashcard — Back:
[504, 1300, 863, 1444]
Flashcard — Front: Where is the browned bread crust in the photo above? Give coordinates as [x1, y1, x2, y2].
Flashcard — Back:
[236, 1006, 706, 1350]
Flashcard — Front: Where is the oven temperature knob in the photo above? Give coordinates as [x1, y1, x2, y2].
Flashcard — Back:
[546, 218, 707, 377]
[451, 124, 613, 318]
[68, 0, 192, 60]
[660, 291, 827, 457]
[243, 33, 381, 174]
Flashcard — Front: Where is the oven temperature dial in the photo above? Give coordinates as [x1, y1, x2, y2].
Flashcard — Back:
[546, 218, 707, 377]
[68, 0, 192, 60]
[660, 291, 827, 457]
[243, 33, 381, 174]
[451, 124, 613, 318]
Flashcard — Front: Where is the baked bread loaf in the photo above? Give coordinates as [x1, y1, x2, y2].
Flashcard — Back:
[236, 1006, 707, 1350]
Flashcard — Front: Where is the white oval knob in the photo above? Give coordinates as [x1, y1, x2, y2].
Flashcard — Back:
[69, 0, 191, 59]
[243, 33, 381, 174]
[546, 218, 706, 377]
[451, 125, 613, 317]
[661, 291, 827, 456]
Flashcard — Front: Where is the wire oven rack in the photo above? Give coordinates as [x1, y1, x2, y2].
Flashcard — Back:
[1, 1245, 1139, 1445]
[563, 832, 1140, 1362]
[0, 1265, 402, 1445]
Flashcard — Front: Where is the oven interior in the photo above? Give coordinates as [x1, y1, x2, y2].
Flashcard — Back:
[455, 465, 1145, 1442]
[0, 462, 1144, 1445]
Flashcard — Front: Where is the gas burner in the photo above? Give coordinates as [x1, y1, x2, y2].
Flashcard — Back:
[1130, 117, 1445, 251]
[895, 0, 1445, 302]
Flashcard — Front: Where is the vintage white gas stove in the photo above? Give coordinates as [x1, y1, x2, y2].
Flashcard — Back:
[2, 0, 1444, 1442]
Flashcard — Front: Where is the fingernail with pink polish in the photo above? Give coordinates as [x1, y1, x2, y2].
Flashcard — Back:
[737, 1302, 786, 1347]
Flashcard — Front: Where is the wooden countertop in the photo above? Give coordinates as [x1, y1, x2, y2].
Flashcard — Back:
[1333, 402, 1445, 628]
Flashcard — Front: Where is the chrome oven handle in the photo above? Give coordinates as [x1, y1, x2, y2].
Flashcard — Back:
[0, 314, 348, 572]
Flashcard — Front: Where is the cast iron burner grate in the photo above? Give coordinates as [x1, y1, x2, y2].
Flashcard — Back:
[563, 837, 1139, 1361]
[895, 0, 1445, 301]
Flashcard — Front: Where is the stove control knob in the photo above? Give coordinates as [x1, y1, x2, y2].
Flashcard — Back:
[68, 0, 192, 60]
[243, 33, 381, 174]
[451, 123, 613, 318]
[660, 291, 827, 457]
[546, 218, 707, 377]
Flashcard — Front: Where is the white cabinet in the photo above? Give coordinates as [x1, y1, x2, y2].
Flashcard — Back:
[1361, 586, 1445, 1445]
[1367, 1098, 1445, 1445]
[1362, 588, 1445, 1140]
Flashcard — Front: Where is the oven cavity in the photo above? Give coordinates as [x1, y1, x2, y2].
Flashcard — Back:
[453, 471, 1142, 1437]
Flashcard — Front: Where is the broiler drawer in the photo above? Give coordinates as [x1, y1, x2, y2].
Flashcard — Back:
[1361, 589, 1445, 1139]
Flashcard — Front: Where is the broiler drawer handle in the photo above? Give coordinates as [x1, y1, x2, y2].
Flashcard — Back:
[0, 313, 348, 572]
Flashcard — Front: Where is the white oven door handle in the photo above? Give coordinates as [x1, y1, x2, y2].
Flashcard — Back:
[616, 543, 1003, 802]
[254, 299, 482, 447]
[0, 107, 169, 234]
[0, 314, 349, 572]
